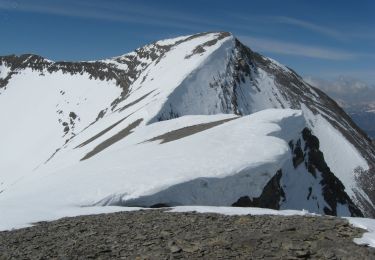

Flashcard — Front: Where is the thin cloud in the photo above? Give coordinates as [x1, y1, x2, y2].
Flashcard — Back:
[273, 16, 344, 40]
[0, 0, 206, 31]
[281, 17, 375, 42]
[0, 0, 264, 35]
[305, 69, 375, 85]
[235, 15, 374, 42]
[2, 0, 373, 62]
[238, 35, 362, 60]
[77, 0, 215, 27]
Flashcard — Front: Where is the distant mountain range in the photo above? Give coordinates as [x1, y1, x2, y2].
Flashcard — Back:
[305, 76, 375, 139]
[1, 32, 375, 230]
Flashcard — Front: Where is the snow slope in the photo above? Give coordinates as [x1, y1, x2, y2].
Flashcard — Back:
[0, 109, 305, 229]
[0, 68, 122, 193]
[303, 108, 369, 199]
[1, 31, 374, 230]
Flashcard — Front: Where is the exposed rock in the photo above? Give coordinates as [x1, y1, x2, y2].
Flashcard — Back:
[232, 170, 285, 209]
[302, 128, 363, 217]
[232, 128, 362, 217]
[0, 210, 374, 259]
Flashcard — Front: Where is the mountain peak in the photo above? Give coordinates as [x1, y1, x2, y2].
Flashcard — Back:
[1, 32, 375, 230]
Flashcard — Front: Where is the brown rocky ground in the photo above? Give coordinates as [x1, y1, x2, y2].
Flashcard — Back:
[0, 209, 374, 259]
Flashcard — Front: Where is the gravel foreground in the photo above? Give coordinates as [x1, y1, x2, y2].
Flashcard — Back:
[1, 209, 375, 259]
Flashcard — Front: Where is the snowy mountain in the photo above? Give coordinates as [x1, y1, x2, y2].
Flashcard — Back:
[1, 32, 375, 229]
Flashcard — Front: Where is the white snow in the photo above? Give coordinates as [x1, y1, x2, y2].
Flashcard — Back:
[0, 64, 10, 80]
[347, 217, 375, 248]
[169, 205, 313, 216]
[302, 105, 369, 201]
[0, 203, 141, 231]
[152, 37, 235, 120]
[120, 33, 233, 123]
[0, 68, 122, 192]
[0, 109, 304, 230]
[233, 67, 291, 115]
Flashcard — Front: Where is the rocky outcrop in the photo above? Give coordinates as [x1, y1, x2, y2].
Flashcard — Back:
[301, 128, 363, 217]
[233, 128, 363, 217]
[232, 170, 285, 209]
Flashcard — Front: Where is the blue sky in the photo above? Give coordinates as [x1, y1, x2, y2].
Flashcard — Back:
[0, 0, 374, 83]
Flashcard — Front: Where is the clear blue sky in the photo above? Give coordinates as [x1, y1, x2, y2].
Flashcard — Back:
[0, 0, 374, 83]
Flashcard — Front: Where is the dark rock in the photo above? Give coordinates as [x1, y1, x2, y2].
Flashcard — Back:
[0, 210, 373, 259]
[302, 128, 363, 217]
[232, 169, 285, 209]
[69, 112, 77, 120]
[150, 203, 170, 208]
[232, 196, 252, 207]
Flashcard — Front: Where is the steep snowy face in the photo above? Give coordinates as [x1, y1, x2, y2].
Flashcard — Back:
[137, 36, 375, 217]
[0, 31, 374, 228]
[233, 42, 375, 217]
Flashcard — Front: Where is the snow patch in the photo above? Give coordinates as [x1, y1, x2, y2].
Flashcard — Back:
[169, 205, 314, 216]
[0, 204, 140, 231]
[347, 217, 375, 248]
[0, 64, 10, 80]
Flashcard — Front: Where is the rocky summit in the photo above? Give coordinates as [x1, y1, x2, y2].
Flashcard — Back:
[1, 210, 374, 260]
